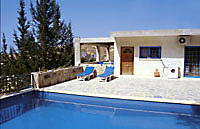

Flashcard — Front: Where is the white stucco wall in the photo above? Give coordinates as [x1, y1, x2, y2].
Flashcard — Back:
[74, 38, 81, 66]
[113, 36, 200, 78]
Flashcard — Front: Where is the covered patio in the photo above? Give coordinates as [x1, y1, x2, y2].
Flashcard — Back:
[75, 37, 114, 65]
[74, 37, 114, 74]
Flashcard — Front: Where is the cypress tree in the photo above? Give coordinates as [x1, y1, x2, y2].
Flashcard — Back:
[2, 34, 7, 59]
[0, 53, 1, 76]
[14, 0, 29, 74]
[14, 0, 38, 74]
[0, 42, 2, 76]
[1, 34, 18, 76]
[31, 0, 56, 70]
[31, 0, 74, 70]
[60, 22, 74, 67]
[1, 33, 10, 76]
[23, 31, 40, 72]
[8, 47, 18, 76]
[14, 0, 30, 53]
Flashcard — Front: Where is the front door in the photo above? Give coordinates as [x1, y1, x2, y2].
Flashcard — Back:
[121, 47, 134, 75]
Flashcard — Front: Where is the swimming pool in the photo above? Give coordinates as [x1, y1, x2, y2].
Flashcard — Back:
[1, 91, 200, 129]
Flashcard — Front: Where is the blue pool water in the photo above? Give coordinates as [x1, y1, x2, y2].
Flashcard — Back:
[1, 91, 200, 129]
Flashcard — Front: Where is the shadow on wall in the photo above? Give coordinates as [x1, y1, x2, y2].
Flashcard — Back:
[116, 36, 186, 59]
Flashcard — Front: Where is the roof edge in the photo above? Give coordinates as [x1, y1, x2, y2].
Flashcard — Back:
[110, 29, 200, 37]
[80, 37, 115, 43]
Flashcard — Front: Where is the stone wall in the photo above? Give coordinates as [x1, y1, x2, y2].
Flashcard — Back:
[32, 66, 83, 88]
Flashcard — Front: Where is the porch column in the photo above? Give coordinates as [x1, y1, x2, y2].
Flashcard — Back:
[106, 46, 110, 61]
[113, 38, 120, 76]
[74, 37, 81, 66]
[95, 46, 100, 62]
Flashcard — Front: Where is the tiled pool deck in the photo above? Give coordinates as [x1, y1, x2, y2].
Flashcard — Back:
[42, 76, 200, 105]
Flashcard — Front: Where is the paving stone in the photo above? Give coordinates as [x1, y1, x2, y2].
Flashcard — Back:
[44, 76, 200, 104]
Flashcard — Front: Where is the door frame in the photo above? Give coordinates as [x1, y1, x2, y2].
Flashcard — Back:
[120, 46, 134, 75]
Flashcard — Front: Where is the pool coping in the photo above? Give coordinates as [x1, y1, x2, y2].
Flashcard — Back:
[1, 88, 200, 105]
[39, 89, 200, 105]
[0, 88, 34, 99]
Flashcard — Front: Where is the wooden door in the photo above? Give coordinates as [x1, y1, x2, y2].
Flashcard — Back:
[121, 47, 134, 75]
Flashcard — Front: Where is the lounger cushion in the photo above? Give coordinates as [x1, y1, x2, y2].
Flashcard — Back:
[97, 67, 114, 77]
[76, 67, 94, 77]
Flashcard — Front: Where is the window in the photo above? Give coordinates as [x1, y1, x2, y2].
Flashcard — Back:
[140, 46, 161, 59]
[184, 46, 200, 78]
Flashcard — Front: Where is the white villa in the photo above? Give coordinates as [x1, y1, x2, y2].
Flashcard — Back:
[74, 29, 200, 78]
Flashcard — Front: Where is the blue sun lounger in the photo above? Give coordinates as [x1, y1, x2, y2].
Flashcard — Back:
[76, 66, 95, 80]
[97, 66, 114, 82]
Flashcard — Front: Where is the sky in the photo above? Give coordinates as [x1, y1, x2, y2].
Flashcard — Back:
[1, 0, 200, 48]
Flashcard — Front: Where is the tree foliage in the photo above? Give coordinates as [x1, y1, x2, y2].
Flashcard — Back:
[1, 34, 18, 76]
[13, 0, 39, 75]
[0, 0, 74, 77]
[30, 0, 74, 70]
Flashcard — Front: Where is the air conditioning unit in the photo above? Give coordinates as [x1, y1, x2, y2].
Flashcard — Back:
[178, 35, 190, 45]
